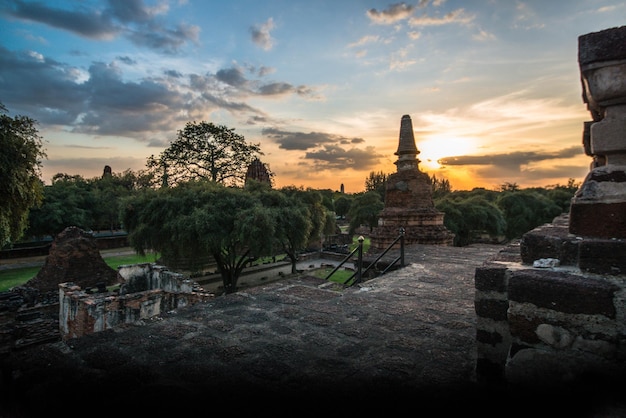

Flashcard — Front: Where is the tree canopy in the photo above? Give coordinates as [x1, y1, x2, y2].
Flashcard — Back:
[146, 121, 263, 188]
[0, 103, 46, 247]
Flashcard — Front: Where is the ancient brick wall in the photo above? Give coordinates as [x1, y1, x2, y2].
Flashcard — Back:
[0, 263, 214, 352]
[474, 219, 626, 387]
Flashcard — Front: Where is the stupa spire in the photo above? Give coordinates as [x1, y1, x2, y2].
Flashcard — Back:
[394, 115, 420, 171]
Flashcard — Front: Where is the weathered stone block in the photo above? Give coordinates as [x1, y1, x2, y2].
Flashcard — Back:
[475, 266, 508, 292]
[475, 299, 509, 321]
[509, 270, 619, 317]
[578, 238, 626, 274]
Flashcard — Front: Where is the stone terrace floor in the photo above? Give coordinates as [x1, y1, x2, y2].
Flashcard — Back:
[2, 243, 624, 417]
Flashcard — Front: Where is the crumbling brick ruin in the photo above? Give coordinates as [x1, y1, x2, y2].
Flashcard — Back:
[474, 26, 626, 389]
[0, 227, 213, 353]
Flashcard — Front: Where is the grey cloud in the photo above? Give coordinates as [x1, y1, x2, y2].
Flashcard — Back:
[304, 145, 383, 170]
[438, 146, 584, 168]
[116, 56, 136, 65]
[164, 69, 183, 78]
[0, 46, 88, 124]
[366, 2, 415, 24]
[258, 82, 294, 95]
[107, 0, 155, 23]
[202, 92, 261, 114]
[126, 22, 200, 54]
[5, 0, 198, 53]
[246, 115, 268, 125]
[262, 128, 365, 151]
[250, 18, 275, 51]
[6, 0, 120, 39]
[216, 67, 248, 87]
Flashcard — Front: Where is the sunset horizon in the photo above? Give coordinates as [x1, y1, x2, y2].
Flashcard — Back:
[2, 1, 621, 193]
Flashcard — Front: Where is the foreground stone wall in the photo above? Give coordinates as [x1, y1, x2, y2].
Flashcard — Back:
[475, 216, 626, 388]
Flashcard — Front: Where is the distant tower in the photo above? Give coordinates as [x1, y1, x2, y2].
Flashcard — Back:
[340, 183, 345, 194]
[369, 115, 454, 250]
[102, 165, 112, 178]
[245, 158, 272, 186]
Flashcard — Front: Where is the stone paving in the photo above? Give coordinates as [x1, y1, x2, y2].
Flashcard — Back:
[1, 243, 622, 416]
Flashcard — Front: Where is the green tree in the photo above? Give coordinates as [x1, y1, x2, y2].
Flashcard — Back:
[91, 170, 139, 232]
[365, 171, 388, 202]
[146, 121, 263, 187]
[496, 190, 562, 239]
[26, 174, 93, 238]
[257, 190, 313, 273]
[122, 181, 275, 294]
[0, 103, 46, 247]
[436, 195, 506, 246]
[279, 186, 328, 250]
[334, 195, 352, 219]
[430, 174, 452, 199]
[348, 191, 384, 234]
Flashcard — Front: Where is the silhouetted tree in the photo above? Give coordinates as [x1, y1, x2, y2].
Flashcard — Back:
[365, 171, 387, 202]
[348, 191, 384, 234]
[146, 121, 262, 188]
[430, 174, 452, 199]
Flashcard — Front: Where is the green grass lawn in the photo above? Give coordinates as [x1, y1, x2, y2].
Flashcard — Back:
[0, 252, 159, 292]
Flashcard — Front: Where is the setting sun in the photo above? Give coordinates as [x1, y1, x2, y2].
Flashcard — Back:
[417, 136, 478, 171]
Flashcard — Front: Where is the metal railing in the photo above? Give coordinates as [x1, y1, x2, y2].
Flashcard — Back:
[323, 227, 405, 287]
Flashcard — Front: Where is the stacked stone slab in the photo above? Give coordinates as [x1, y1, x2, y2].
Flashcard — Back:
[474, 26, 626, 393]
[570, 25, 626, 238]
[369, 115, 454, 251]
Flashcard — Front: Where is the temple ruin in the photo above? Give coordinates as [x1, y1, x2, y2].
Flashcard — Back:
[369, 114, 454, 251]
[475, 25, 626, 389]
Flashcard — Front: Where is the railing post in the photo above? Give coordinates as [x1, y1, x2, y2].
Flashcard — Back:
[355, 235, 364, 284]
[399, 227, 405, 267]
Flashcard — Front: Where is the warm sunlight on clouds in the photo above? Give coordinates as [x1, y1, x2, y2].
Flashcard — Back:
[418, 135, 477, 171]
[3, 0, 623, 194]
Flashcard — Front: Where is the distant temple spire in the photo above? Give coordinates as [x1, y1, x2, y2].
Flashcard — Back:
[394, 115, 420, 171]
[245, 158, 272, 186]
[369, 114, 454, 250]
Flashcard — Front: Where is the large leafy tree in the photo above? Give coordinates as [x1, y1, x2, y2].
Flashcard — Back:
[496, 190, 562, 239]
[436, 195, 506, 246]
[334, 195, 352, 219]
[0, 103, 46, 247]
[279, 186, 332, 250]
[26, 174, 94, 238]
[121, 181, 275, 294]
[255, 189, 313, 273]
[347, 191, 384, 234]
[146, 121, 262, 187]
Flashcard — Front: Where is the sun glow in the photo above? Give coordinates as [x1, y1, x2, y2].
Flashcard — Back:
[417, 135, 477, 171]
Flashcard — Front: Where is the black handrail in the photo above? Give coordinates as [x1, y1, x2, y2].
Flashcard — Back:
[323, 228, 406, 287]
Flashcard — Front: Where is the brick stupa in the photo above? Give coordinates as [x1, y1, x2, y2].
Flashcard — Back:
[369, 115, 454, 251]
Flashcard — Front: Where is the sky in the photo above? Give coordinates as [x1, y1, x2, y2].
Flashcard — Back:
[1, 0, 624, 193]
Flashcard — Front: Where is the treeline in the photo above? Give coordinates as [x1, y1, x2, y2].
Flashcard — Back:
[352, 171, 580, 246]
[21, 168, 579, 249]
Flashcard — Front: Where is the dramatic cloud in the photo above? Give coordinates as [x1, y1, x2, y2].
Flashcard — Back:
[438, 146, 583, 168]
[262, 128, 364, 151]
[304, 145, 383, 170]
[0, 44, 316, 143]
[4, 0, 199, 53]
